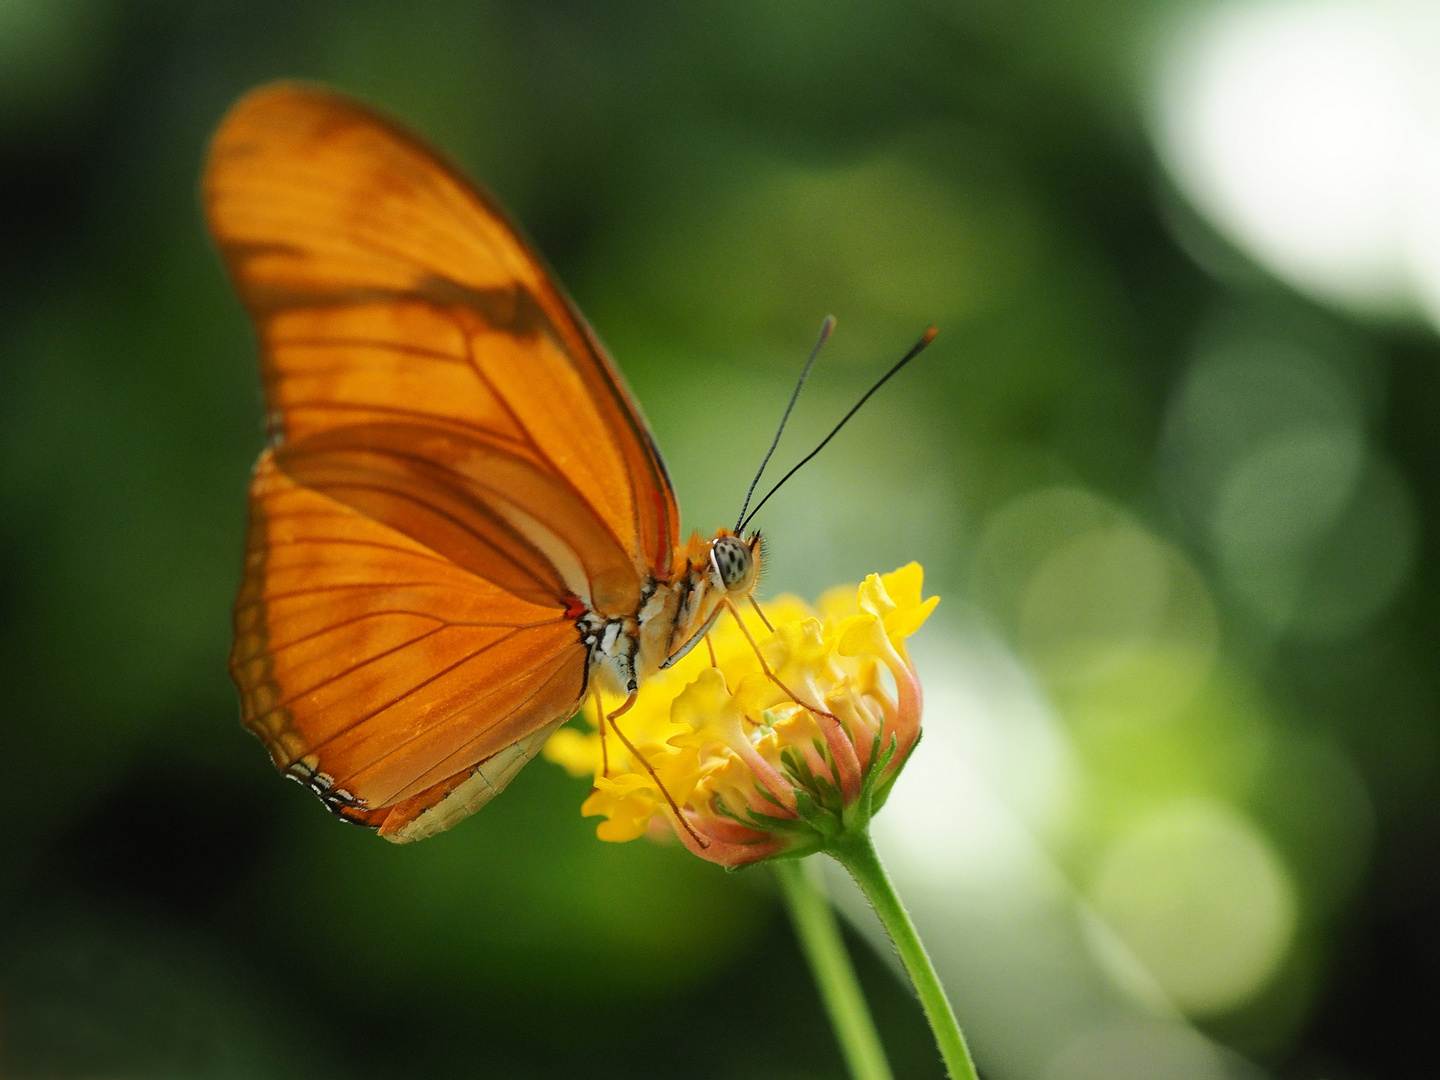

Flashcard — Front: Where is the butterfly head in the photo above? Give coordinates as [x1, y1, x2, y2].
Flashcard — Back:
[709, 531, 762, 596]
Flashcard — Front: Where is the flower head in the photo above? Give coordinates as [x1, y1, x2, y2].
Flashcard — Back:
[543, 564, 938, 867]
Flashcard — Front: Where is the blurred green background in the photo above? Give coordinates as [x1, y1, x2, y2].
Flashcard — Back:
[2, 1, 1437, 1077]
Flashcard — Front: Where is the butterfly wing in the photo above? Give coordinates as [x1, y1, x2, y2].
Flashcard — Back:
[206, 83, 679, 838]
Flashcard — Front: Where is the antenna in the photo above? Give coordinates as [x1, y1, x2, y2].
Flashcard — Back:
[738, 325, 937, 534]
[734, 316, 836, 532]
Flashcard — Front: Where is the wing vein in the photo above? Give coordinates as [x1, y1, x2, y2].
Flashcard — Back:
[277, 622, 451, 708]
[266, 536, 465, 567]
[248, 608, 569, 661]
[339, 640, 577, 792]
[460, 321, 636, 569]
[299, 478, 556, 593]
[298, 624, 536, 763]
[271, 336, 470, 366]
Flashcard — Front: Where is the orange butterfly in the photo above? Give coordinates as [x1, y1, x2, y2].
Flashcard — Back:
[207, 83, 933, 845]
[206, 83, 771, 842]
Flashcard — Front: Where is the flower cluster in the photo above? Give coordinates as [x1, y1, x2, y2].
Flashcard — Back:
[544, 564, 938, 867]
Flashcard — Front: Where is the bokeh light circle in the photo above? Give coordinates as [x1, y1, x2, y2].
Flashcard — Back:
[1088, 800, 1297, 1017]
[973, 487, 1219, 723]
[1160, 310, 1417, 638]
[1151, 0, 1440, 321]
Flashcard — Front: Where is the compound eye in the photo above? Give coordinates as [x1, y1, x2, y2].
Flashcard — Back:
[711, 535, 755, 592]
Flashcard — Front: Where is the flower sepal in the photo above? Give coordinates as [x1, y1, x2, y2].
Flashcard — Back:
[717, 727, 914, 866]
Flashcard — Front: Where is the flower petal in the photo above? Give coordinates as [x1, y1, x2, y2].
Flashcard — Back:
[584, 774, 660, 841]
[546, 564, 936, 865]
[542, 728, 601, 778]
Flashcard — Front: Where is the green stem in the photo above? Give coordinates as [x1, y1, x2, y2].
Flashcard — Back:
[829, 830, 980, 1080]
[773, 857, 894, 1080]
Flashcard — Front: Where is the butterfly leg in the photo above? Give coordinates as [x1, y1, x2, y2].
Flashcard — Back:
[604, 706, 709, 849]
[593, 686, 610, 777]
[705, 633, 718, 668]
[725, 600, 865, 803]
[722, 598, 838, 720]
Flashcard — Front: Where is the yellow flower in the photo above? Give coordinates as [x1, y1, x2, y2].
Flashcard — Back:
[543, 564, 938, 867]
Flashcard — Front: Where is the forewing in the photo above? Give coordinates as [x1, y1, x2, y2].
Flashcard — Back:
[204, 82, 679, 607]
[205, 83, 682, 835]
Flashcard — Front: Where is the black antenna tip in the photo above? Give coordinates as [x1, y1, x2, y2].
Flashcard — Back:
[732, 316, 837, 532]
[737, 323, 937, 533]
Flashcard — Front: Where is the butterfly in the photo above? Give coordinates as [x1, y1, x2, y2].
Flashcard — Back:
[206, 83, 771, 842]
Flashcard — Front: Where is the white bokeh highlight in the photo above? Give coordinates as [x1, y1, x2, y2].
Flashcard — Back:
[1152, 0, 1440, 325]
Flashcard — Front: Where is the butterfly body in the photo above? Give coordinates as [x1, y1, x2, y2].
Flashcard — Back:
[208, 82, 761, 841]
